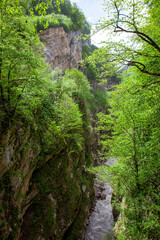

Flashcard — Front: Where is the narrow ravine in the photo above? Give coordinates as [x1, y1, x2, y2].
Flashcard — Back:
[84, 158, 116, 240]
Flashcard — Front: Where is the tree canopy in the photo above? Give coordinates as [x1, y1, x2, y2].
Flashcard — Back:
[28, 0, 89, 32]
[89, 1, 160, 239]
[94, 0, 160, 78]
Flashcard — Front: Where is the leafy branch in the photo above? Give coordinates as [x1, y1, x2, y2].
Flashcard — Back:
[97, 0, 160, 76]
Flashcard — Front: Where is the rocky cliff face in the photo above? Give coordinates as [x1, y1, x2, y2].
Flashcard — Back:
[0, 125, 94, 240]
[0, 27, 94, 240]
[40, 27, 82, 72]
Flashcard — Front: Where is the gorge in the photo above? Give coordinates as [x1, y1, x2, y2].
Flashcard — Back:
[0, 25, 94, 239]
[1, 1, 160, 240]
[0, 10, 111, 239]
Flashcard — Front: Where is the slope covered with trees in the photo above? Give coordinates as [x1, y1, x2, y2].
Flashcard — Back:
[90, 0, 160, 239]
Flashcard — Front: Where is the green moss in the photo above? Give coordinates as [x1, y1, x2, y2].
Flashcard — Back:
[7, 231, 16, 240]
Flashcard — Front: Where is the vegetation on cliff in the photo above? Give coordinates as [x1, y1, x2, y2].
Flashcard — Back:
[28, 0, 90, 33]
[1, 0, 160, 239]
[0, 0, 94, 239]
[0, 0, 92, 142]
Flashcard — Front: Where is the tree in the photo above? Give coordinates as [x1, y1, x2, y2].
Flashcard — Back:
[95, 68, 160, 239]
[28, 0, 89, 33]
[0, 0, 56, 130]
[70, 3, 85, 31]
[60, 0, 72, 17]
[95, 0, 160, 78]
[27, 0, 63, 15]
[88, 1, 160, 239]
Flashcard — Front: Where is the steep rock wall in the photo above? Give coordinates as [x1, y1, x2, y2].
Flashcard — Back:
[0, 124, 94, 240]
[40, 27, 82, 72]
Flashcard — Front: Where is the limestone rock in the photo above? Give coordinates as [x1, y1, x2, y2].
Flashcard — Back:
[39, 27, 82, 72]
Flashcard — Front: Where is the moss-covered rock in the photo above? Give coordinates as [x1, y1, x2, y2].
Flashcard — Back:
[0, 101, 94, 240]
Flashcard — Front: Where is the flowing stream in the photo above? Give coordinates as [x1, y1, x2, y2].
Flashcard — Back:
[84, 158, 116, 240]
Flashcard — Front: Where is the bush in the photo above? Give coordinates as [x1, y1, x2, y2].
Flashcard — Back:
[32, 13, 73, 32]
[29, 68, 93, 154]
[93, 89, 109, 110]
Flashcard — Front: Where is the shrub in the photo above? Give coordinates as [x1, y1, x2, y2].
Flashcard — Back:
[32, 13, 73, 32]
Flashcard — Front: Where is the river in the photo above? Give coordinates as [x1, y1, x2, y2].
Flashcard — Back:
[84, 158, 116, 240]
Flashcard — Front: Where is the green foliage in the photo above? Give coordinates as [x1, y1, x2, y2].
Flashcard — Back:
[63, 69, 93, 106]
[94, 68, 160, 239]
[60, 0, 72, 16]
[97, 0, 160, 76]
[0, 1, 93, 239]
[0, 0, 51, 127]
[69, 3, 85, 31]
[82, 44, 97, 59]
[93, 89, 110, 110]
[28, 0, 89, 32]
[32, 13, 73, 32]
[82, 44, 112, 113]
[16, 68, 93, 156]
[82, 44, 100, 82]
[82, 21, 91, 35]
[86, 47, 118, 80]
[90, 2, 160, 238]
[86, 63, 98, 81]
[0, 0, 93, 158]
[27, 0, 64, 15]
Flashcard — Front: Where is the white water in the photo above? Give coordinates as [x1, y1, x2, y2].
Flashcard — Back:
[85, 158, 116, 240]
